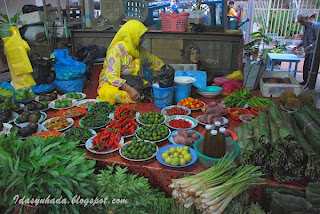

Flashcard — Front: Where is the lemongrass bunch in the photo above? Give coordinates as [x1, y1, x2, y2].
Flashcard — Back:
[169, 158, 236, 209]
[169, 158, 264, 214]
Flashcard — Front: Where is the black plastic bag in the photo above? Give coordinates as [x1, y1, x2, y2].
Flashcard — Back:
[158, 64, 175, 88]
[22, 4, 51, 13]
[30, 54, 55, 84]
[121, 75, 152, 102]
[75, 45, 107, 80]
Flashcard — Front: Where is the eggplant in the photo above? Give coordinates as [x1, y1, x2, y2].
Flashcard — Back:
[49, 92, 57, 100]
[28, 103, 37, 111]
[18, 128, 30, 137]
[27, 122, 38, 132]
[36, 102, 44, 110]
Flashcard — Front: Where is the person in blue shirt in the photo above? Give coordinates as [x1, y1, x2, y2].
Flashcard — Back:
[171, 0, 180, 12]
[292, 13, 319, 86]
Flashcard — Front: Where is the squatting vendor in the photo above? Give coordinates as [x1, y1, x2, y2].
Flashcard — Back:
[97, 20, 165, 104]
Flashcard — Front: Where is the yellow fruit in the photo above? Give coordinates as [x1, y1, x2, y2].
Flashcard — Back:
[180, 158, 187, 166]
[173, 152, 179, 157]
[162, 153, 169, 160]
[171, 157, 180, 166]
[165, 157, 172, 164]
[184, 154, 192, 163]
[183, 146, 189, 152]
[169, 147, 176, 154]
[181, 150, 188, 156]
[176, 147, 183, 153]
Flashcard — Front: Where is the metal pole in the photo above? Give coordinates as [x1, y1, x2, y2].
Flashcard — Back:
[265, 0, 272, 35]
[308, 25, 320, 89]
[244, 0, 254, 45]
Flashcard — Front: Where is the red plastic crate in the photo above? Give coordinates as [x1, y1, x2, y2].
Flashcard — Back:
[160, 13, 189, 32]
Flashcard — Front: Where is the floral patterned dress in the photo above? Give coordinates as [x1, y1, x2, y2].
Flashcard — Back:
[98, 42, 165, 104]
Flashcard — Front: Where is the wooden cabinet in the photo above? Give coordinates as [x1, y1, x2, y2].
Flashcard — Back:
[71, 29, 243, 76]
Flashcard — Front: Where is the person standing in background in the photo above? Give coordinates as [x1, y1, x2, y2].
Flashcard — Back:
[227, 1, 237, 17]
[171, 0, 180, 13]
[292, 13, 319, 86]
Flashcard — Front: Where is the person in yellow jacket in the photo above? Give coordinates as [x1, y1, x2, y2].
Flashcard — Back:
[227, 1, 238, 18]
[97, 20, 165, 104]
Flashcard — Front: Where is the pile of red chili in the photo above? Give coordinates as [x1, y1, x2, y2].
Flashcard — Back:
[114, 107, 136, 120]
[107, 117, 136, 136]
[166, 107, 189, 116]
[168, 119, 192, 129]
[92, 128, 123, 151]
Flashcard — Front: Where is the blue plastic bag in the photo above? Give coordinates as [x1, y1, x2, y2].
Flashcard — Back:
[54, 77, 86, 93]
[143, 67, 153, 82]
[175, 70, 207, 91]
[0, 81, 15, 92]
[31, 83, 55, 94]
[53, 49, 86, 80]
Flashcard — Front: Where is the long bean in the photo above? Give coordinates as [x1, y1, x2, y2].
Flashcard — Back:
[90, 102, 115, 115]
[81, 113, 110, 128]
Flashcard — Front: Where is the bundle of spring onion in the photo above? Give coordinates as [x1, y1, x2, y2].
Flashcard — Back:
[169, 158, 264, 214]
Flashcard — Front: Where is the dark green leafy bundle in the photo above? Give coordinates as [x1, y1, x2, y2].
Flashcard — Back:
[269, 105, 295, 142]
[237, 105, 310, 182]
[89, 102, 115, 115]
[235, 122, 255, 164]
[304, 105, 320, 127]
[63, 127, 95, 145]
[258, 112, 271, 146]
[291, 115, 320, 181]
[93, 165, 169, 214]
[0, 132, 96, 214]
[294, 108, 320, 153]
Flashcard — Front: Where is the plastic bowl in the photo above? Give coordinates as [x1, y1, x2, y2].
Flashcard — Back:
[194, 137, 240, 167]
[251, 106, 269, 115]
[206, 86, 222, 92]
[228, 107, 251, 121]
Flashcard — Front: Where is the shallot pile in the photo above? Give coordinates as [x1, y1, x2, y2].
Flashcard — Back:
[173, 130, 201, 146]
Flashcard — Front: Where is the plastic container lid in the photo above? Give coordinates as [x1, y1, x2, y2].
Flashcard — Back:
[214, 121, 221, 127]
[174, 76, 196, 85]
[206, 86, 222, 92]
[205, 125, 212, 130]
[210, 130, 218, 135]
[219, 127, 226, 133]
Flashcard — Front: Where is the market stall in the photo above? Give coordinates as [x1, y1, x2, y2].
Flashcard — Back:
[1, 63, 319, 214]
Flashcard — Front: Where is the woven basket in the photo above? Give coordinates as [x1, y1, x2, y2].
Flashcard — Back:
[123, 0, 148, 22]
[100, 0, 124, 24]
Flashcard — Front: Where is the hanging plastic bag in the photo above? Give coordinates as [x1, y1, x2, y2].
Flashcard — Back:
[53, 49, 86, 81]
[2, 26, 36, 90]
[175, 70, 207, 91]
[30, 54, 55, 84]
[54, 77, 86, 93]
[31, 83, 55, 94]
[225, 70, 244, 80]
[158, 64, 175, 88]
